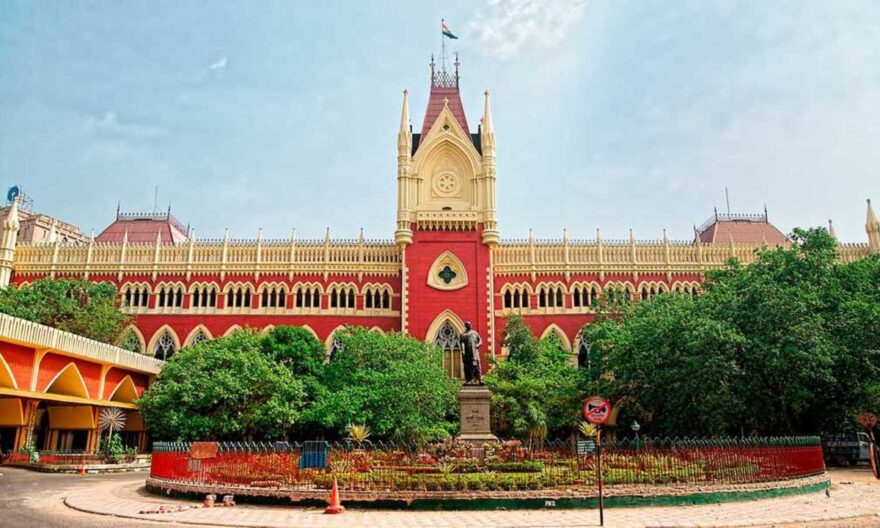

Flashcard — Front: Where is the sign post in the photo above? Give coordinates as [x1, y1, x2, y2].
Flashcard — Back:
[860, 412, 879, 480]
[583, 396, 612, 526]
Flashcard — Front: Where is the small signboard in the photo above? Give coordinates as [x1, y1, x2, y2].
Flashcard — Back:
[190, 441, 219, 460]
[577, 439, 597, 455]
[582, 396, 612, 425]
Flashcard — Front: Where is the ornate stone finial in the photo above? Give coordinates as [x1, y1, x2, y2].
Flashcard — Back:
[3, 197, 20, 231]
[628, 228, 635, 243]
[482, 90, 493, 133]
[562, 228, 568, 242]
[324, 227, 331, 242]
[189, 228, 196, 242]
[596, 228, 601, 242]
[155, 230, 162, 244]
[358, 227, 365, 242]
[223, 227, 229, 242]
[827, 219, 837, 240]
[399, 89, 410, 134]
[290, 228, 296, 241]
[443, 96, 449, 108]
[89, 229, 95, 242]
[47, 221, 58, 244]
[257, 227, 264, 242]
[528, 229, 534, 244]
[662, 228, 669, 242]
[122, 229, 128, 244]
[867, 198, 880, 253]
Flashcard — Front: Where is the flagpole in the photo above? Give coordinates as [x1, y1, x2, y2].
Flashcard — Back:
[441, 18, 446, 73]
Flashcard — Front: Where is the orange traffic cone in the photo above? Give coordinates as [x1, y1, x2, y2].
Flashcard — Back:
[324, 477, 345, 514]
[79, 460, 86, 476]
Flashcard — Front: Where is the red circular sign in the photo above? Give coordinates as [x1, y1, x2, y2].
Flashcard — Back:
[582, 396, 612, 425]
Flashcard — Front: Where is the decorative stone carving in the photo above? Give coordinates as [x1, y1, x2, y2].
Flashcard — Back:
[426, 251, 468, 291]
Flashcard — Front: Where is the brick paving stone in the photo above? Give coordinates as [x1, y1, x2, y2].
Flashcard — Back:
[61, 471, 880, 528]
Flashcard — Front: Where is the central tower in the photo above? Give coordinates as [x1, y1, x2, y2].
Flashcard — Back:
[395, 56, 498, 246]
[396, 56, 499, 374]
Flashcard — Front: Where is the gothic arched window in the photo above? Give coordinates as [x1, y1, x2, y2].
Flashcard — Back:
[121, 284, 150, 309]
[260, 285, 287, 309]
[192, 284, 219, 309]
[577, 333, 591, 370]
[153, 331, 177, 361]
[434, 322, 463, 379]
[226, 285, 252, 309]
[328, 284, 356, 310]
[328, 338, 343, 360]
[119, 329, 143, 354]
[188, 329, 209, 347]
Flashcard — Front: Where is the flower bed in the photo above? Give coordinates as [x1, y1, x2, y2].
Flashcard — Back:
[150, 436, 825, 496]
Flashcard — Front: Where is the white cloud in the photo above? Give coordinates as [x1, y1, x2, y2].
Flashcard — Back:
[467, 0, 588, 59]
[209, 56, 228, 71]
[84, 111, 167, 140]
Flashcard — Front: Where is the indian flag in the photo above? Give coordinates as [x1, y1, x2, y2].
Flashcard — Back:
[442, 21, 458, 40]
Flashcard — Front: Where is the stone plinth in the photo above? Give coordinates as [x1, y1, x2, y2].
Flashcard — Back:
[456, 385, 498, 444]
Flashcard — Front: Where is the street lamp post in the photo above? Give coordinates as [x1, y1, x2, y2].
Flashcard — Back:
[631, 420, 641, 453]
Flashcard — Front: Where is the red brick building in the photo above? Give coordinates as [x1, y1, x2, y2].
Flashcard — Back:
[3, 60, 879, 377]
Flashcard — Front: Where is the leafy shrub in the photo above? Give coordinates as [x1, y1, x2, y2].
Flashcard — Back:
[486, 461, 544, 473]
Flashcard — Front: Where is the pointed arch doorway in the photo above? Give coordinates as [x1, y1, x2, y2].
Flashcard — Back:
[427, 311, 466, 380]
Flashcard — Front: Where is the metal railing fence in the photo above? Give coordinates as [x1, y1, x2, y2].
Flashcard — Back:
[149, 437, 825, 492]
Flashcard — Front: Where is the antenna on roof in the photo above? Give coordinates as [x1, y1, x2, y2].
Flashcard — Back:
[724, 187, 731, 215]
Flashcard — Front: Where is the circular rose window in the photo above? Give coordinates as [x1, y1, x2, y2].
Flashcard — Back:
[434, 172, 459, 196]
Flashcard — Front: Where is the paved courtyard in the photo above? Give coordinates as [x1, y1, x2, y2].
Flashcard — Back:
[1, 466, 879, 527]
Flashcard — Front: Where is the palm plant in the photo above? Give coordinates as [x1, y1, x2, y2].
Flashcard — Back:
[346, 424, 371, 444]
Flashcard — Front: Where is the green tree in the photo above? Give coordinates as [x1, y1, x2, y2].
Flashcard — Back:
[261, 326, 327, 437]
[138, 330, 305, 441]
[0, 278, 130, 344]
[587, 228, 880, 436]
[305, 327, 458, 444]
[485, 316, 581, 443]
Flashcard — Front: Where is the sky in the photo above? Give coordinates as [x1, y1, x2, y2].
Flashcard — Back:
[0, 0, 878, 242]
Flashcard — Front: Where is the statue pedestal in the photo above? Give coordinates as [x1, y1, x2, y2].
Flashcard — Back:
[456, 385, 498, 444]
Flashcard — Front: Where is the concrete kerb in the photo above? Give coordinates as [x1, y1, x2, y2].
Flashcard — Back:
[57, 474, 880, 528]
[3, 460, 151, 474]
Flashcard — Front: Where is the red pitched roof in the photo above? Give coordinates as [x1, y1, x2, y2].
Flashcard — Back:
[421, 85, 470, 139]
[697, 213, 787, 245]
[96, 212, 189, 244]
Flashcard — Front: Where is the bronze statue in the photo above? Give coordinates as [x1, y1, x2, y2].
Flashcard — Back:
[459, 321, 482, 385]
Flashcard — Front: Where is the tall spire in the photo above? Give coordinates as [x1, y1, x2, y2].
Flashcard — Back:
[481, 90, 495, 149]
[398, 89, 412, 155]
[0, 199, 20, 288]
[867, 198, 878, 226]
[399, 89, 410, 133]
[867, 198, 880, 253]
